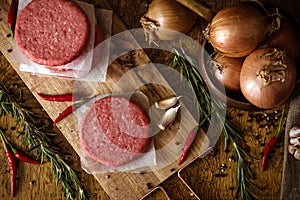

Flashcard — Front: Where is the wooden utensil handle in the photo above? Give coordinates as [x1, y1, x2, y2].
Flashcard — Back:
[176, 0, 214, 21]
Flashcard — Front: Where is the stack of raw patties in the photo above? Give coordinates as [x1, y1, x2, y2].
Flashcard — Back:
[13, 0, 109, 80]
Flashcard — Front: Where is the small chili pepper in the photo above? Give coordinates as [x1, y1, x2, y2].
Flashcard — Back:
[0, 130, 42, 165]
[262, 108, 285, 171]
[178, 112, 212, 165]
[53, 104, 77, 126]
[36, 92, 79, 125]
[37, 93, 78, 102]
[8, 0, 18, 38]
[262, 136, 278, 171]
[9, 145, 41, 165]
[0, 131, 17, 197]
[178, 127, 198, 165]
[6, 147, 17, 197]
[38, 93, 91, 126]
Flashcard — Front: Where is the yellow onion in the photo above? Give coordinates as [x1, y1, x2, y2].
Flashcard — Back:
[240, 47, 297, 109]
[210, 53, 244, 93]
[140, 0, 197, 45]
[206, 5, 269, 58]
[265, 19, 300, 62]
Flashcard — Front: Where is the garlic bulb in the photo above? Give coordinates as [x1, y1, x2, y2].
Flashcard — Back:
[157, 105, 180, 130]
[294, 150, 300, 160]
[288, 126, 300, 160]
[290, 137, 300, 145]
[289, 126, 300, 138]
[288, 144, 296, 155]
[155, 96, 181, 110]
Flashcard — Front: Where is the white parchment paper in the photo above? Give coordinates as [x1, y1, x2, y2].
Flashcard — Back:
[14, 0, 112, 82]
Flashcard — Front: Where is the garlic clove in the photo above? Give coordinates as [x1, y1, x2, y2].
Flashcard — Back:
[289, 137, 300, 145]
[157, 105, 180, 131]
[294, 150, 300, 160]
[155, 96, 181, 110]
[288, 144, 296, 155]
[289, 126, 300, 138]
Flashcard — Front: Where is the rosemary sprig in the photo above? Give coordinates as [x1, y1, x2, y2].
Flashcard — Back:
[171, 49, 258, 200]
[0, 84, 88, 200]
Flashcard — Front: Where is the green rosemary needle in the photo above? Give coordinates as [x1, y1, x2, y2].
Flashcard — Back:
[171, 48, 258, 200]
[0, 84, 88, 200]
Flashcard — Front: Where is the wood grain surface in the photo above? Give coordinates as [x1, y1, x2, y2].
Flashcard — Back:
[0, 0, 299, 199]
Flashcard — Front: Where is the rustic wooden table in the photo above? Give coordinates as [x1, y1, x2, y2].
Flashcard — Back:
[0, 0, 299, 199]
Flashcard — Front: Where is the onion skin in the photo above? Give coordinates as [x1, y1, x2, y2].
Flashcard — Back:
[240, 47, 297, 109]
[265, 19, 300, 62]
[211, 54, 244, 93]
[209, 5, 268, 58]
[140, 0, 197, 43]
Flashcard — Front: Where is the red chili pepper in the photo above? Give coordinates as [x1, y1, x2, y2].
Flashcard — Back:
[0, 131, 17, 197]
[37, 93, 78, 102]
[262, 136, 278, 171]
[53, 104, 77, 126]
[178, 112, 212, 165]
[0, 130, 41, 165]
[6, 148, 17, 197]
[10, 145, 41, 165]
[8, 0, 18, 38]
[262, 108, 285, 171]
[178, 127, 198, 165]
[43, 93, 92, 126]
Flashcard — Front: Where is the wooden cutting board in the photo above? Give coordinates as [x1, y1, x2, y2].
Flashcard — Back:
[0, 0, 210, 199]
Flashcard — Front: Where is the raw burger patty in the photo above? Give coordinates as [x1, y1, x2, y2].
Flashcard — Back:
[80, 96, 151, 167]
[15, 0, 90, 66]
[45, 24, 104, 72]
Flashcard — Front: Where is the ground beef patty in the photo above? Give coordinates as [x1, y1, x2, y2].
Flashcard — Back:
[44, 24, 104, 72]
[80, 96, 151, 167]
[15, 0, 90, 66]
